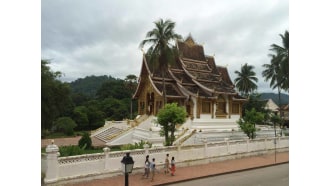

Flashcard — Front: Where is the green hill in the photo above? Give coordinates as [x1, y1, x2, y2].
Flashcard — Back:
[69, 75, 116, 97]
[260, 93, 289, 106]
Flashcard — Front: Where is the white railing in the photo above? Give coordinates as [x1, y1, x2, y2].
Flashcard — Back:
[42, 136, 289, 185]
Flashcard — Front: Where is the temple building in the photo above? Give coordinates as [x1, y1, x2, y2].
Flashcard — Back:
[133, 36, 246, 121]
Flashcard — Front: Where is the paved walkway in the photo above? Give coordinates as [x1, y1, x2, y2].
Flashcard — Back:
[65, 151, 289, 186]
[41, 137, 105, 148]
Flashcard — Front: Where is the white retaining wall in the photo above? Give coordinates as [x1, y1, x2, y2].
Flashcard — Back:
[42, 137, 289, 185]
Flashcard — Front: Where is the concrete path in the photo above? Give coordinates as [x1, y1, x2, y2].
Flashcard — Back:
[41, 137, 105, 148]
[65, 151, 289, 186]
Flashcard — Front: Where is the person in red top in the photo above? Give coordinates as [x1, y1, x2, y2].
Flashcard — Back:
[170, 156, 176, 176]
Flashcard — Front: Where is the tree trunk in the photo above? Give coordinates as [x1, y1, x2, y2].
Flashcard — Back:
[162, 69, 167, 107]
[164, 127, 169, 146]
[277, 87, 282, 117]
[170, 124, 175, 146]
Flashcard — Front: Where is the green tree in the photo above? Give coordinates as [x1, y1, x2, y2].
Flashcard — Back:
[270, 30, 289, 91]
[85, 100, 105, 130]
[237, 119, 256, 139]
[54, 117, 77, 136]
[78, 132, 92, 149]
[263, 30, 289, 117]
[243, 93, 267, 113]
[262, 55, 283, 116]
[100, 98, 129, 121]
[237, 108, 264, 139]
[234, 63, 258, 97]
[242, 93, 271, 123]
[70, 75, 110, 98]
[124, 74, 138, 119]
[41, 60, 73, 132]
[270, 114, 282, 136]
[72, 106, 89, 130]
[96, 79, 130, 100]
[139, 18, 182, 106]
[156, 103, 186, 146]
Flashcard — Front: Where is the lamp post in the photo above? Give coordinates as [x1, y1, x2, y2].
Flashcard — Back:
[274, 122, 277, 163]
[121, 153, 134, 186]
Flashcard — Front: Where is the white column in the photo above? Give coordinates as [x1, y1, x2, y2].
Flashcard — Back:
[103, 147, 110, 170]
[192, 97, 197, 119]
[203, 138, 208, 158]
[143, 144, 150, 156]
[225, 138, 230, 154]
[44, 140, 59, 183]
[177, 144, 181, 162]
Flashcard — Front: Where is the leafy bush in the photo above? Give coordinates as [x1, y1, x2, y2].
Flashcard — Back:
[120, 140, 152, 150]
[59, 145, 85, 157]
[237, 119, 256, 139]
[78, 132, 92, 149]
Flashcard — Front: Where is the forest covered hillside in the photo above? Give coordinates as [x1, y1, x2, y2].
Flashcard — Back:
[260, 93, 289, 106]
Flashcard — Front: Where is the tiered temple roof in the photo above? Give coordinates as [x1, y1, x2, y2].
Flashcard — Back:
[133, 35, 240, 99]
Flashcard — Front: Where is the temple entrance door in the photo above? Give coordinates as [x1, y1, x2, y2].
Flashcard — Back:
[146, 92, 155, 115]
[150, 93, 154, 115]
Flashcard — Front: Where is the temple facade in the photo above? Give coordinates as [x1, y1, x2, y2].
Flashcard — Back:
[133, 36, 246, 120]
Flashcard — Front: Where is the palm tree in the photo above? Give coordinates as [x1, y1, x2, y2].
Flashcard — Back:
[124, 74, 138, 120]
[234, 63, 258, 97]
[270, 30, 289, 91]
[139, 18, 182, 107]
[263, 30, 289, 118]
[262, 54, 283, 117]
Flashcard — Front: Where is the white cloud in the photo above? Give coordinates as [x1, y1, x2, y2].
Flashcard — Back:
[41, 0, 288, 93]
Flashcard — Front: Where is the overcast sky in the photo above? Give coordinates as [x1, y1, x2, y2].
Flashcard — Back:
[41, 0, 288, 93]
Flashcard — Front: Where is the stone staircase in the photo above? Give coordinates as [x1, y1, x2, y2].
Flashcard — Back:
[190, 118, 240, 131]
[90, 115, 152, 144]
[92, 127, 124, 142]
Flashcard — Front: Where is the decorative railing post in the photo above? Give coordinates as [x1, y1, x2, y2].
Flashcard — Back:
[143, 144, 149, 156]
[44, 140, 60, 183]
[203, 138, 208, 158]
[246, 138, 250, 152]
[103, 147, 110, 170]
[177, 144, 181, 161]
[277, 136, 281, 148]
[225, 138, 229, 154]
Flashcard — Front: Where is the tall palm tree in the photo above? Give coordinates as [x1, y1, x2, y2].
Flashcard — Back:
[262, 54, 283, 116]
[270, 30, 289, 91]
[139, 18, 182, 107]
[234, 63, 258, 97]
[124, 74, 138, 120]
[263, 30, 289, 118]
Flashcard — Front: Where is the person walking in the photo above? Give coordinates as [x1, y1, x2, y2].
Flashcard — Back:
[150, 158, 156, 181]
[142, 155, 150, 179]
[170, 156, 176, 176]
[164, 153, 170, 174]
